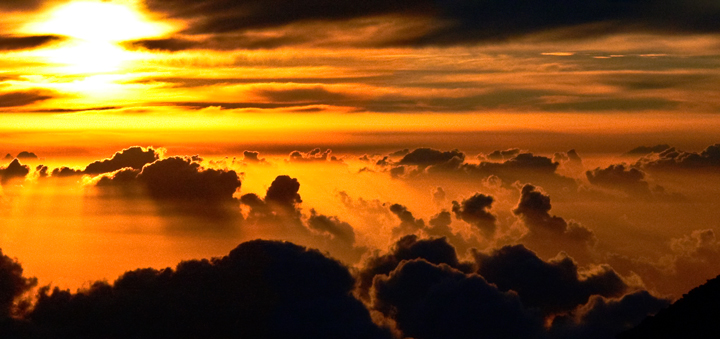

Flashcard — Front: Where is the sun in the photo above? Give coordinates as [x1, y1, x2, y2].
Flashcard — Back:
[23, 0, 170, 74]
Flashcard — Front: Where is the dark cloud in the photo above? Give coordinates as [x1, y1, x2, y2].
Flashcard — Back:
[551, 291, 670, 339]
[242, 150, 265, 163]
[539, 97, 678, 112]
[431, 186, 446, 205]
[486, 148, 521, 161]
[14, 152, 37, 160]
[265, 175, 302, 209]
[635, 143, 720, 171]
[50, 167, 83, 178]
[0, 159, 29, 184]
[307, 209, 357, 245]
[426, 210, 478, 256]
[0, 35, 63, 51]
[84, 146, 161, 175]
[143, 0, 720, 46]
[0, 248, 36, 319]
[475, 244, 627, 315]
[356, 235, 470, 300]
[389, 203, 425, 237]
[586, 164, 655, 196]
[513, 185, 596, 259]
[372, 259, 546, 339]
[0, 1, 43, 12]
[122, 37, 199, 52]
[623, 144, 672, 156]
[29, 240, 392, 339]
[398, 148, 464, 168]
[0, 90, 55, 108]
[255, 87, 350, 105]
[97, 156, 241, 219]
[286, 148, 343, 163]
[618, 273, 720, 339]
[451, 193, 496, 236]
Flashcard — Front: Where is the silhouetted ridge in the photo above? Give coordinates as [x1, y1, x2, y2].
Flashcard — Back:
[618, 274, 720, 339]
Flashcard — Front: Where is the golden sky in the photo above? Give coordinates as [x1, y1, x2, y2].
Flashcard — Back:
[1, 0, 720, 151]
[2, 2, 720, 338]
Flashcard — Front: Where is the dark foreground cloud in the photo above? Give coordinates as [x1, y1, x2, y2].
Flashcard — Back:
[356, 235, 471, 300]
[144, 0, 720, 47]
[618, 274, 720, 339]
[552, 291, 670, 339]
[0, 35, 64, 51]
[372, 259, 546, 339]
[28, 240, 392, 339]
[475, 244, 627, 315]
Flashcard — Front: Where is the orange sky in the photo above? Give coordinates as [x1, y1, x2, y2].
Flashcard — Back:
[0, 0, 719, 151]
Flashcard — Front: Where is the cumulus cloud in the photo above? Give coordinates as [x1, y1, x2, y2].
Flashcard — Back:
[29, 240, 392, 338]
[486, 148, 521, 161]
[389, 203, 425, 237]
[0, 159, 29, 184]
[356, 235, 470, 300]
[398, 148, 464, 168]
[451, 193, 497, 236]
[551, 291, 669, 339]
[475, 244, 627, 315]
[586, 164, 656, 197]
[286, 148, 343, 163]
[84, 146, 161, 175]
[242, 150, 265, 163]
[372, 259, 546, 339]
[513, 184, 596, 260]
[635, 143, 720, 171]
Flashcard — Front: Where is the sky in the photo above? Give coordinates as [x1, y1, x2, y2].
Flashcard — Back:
[1, 0, 720, 338]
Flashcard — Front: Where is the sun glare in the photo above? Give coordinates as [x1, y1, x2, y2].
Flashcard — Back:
[22, 1, 169, 75]
[28, 1, 165, 42]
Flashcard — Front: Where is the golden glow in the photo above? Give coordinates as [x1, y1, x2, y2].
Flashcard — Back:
[22, 1, 169, 74]
[27, 1, 165, 42]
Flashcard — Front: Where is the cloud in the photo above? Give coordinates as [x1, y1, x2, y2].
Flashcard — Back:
[485, 148, 521, 161]
[513, 184, 596, 259]
[29, 240, 392, 338]
[286, 148, 343, 163]
[635, 143, 720, 171]
[143, 0, 720, 46]
[618, 273, 720, 339]
[0, 248, 37, 319]
[372, 259, 546, 339]
[0, 35, 64, 51]
[452, 193, 496, 236]
[254, 86, 350, 105]
[0, 159, 29, 184]
[0, 1, 44, 12]
[586, 164, 655, 196]
[242, 151, 265, 163]
[397, 148, 465, 168]
[356, 235, 470, 300]
[475, 244, 627, 315]
[307, 209, 357, 245]
[623, 144, 672, 157]
[84, 146, 161, 175]
[0, 90, 55, 108]
[389, 203, 425, 237]
[551, 291, 670, 339]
